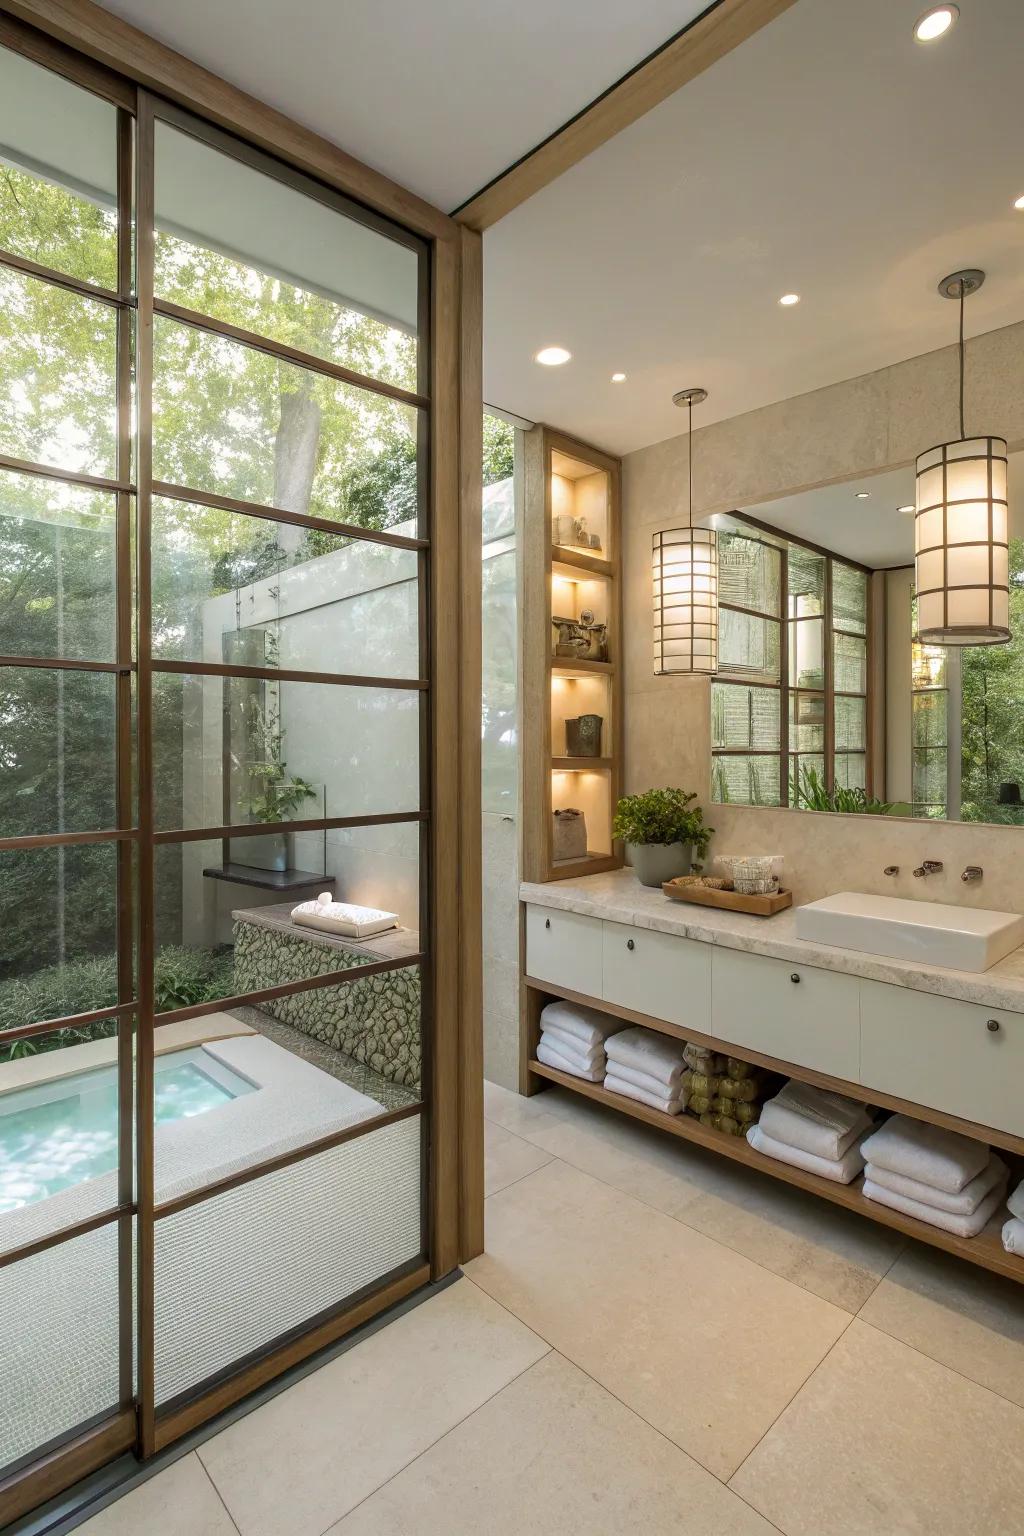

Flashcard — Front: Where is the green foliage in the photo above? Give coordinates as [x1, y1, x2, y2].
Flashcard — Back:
[613, 788, 713, 857]
[797, 766, 893, 815]
[483, 415, 515, 488]
[960, 539, 1024, 823]
[242, 695, 317, 823]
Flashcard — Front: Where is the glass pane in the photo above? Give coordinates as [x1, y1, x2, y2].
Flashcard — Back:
[154, 1111, 421, 1405]
[913, 690, 947, 749]
[710, 753, 781, 806]
[719, 608, 780, 682]
[833, 631, 867, 694]
[482, 474, 517, 813]
[0, 1222, 121, 1471]
[151, 497, 419, 679]
[152, 317, 421, 534]
[154, 121, 419, 393]
[0, 267, 118, 476]
[153, 828, 420, 1014]
[834, 694, 866, 752]
[912, 641, 947, 691]
[0, 668, 117, 836]
[712, 682, 780, 751]
[719, 533, 781, 615]
[789, 691, 825, 753]
[790, 753, 825, 807]
[0, 470, 117, 661]
[152, 674, 419, 831]
[835, 753, 866, 792]
[832, 563, 868, 635]
[913, 747, 947, 812]
[787, 546, 825, 617]
[790, 616, 824, 689]
[0, 843, 119, 1025]
[0, 46, 118, 289]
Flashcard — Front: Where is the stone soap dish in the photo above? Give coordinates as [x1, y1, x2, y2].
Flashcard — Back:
[663, 878, 793, 916]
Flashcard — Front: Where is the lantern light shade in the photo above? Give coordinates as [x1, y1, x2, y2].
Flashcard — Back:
[653, 526, 719, 674]
[914, 435, 1009, 645]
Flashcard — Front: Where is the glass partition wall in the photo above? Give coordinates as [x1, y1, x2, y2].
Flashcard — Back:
[0, 36, 438, 1515]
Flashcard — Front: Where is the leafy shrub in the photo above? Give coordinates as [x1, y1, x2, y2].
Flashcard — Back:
[612, 788, 713, 858]
[797, 766, 893, 816]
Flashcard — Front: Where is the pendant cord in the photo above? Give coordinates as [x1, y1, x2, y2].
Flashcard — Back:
[687, 397, 693, 530]
[958, 280, 966, 440]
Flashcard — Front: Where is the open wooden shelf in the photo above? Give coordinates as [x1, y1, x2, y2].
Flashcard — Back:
[551, 756, 613, 771]
[551, 545, 614, 577]
[551, 657, 613, 677]
[203, 864, 334, 893]
[528, 1059, 1022, 1284]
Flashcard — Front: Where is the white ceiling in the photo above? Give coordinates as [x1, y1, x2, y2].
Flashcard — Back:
[100, 0, 712, 211]
[483, 0, 1024, 455]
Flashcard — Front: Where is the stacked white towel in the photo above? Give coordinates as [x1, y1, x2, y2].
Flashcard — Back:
[1000, 1176, 1024, 1256]
[536, 999, 621, 1083]
[861, 1115, 1008, 1239]
[604, 1026, 687, 1115]
[747, 1080, 872, 1183]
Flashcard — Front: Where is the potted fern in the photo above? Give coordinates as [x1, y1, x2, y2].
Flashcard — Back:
[613, 788, 713, 888]
[231, 695, 317, 872]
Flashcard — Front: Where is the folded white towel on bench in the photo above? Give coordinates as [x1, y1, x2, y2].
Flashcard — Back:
[759, 1080, 873, 1162]
[605, 1026, 685, 1088]
[539, 1000, 621, 1052]
[1002, 1217, 1024, 1256]
[291, 897, 399, 938]
[746, 1122, 868, 1184]
[863, 1174, 1006, 1238]
[860, 1115, 990, 1195]
[537, 1037, 604, 1083]
[1007, 1179, 1024, 1223]
[866, 1154, 1007, 1217]
[540, 1023, 605, 1070]
[604, 1070, 683, 1116]
[608, 1058, 690, 1107]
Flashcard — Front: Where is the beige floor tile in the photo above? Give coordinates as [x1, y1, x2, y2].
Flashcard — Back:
[527, 1094, 903, 1312]
[332, 1352, 775, 1536]
[77, 1455, 237, 1536]
[468, 1158, 848, 1479]
[730, 1319, 1024, 1536]
[485, 1118, 554, 1197]
[859, 1243, 1024, 1406]
[483, 1079, 567, 1141]
[199, 1277, 548, 1536]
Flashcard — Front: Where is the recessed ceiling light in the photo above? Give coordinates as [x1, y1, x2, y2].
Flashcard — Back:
[1014, 194, 1024, 211]
[854, 491, 871, 500]
[611, 372, 627, 383]
[914, 5, 958, 42]
[898, 503, 916, 514]
[778, 293, 801, 307]
[535, 346, 571, 367]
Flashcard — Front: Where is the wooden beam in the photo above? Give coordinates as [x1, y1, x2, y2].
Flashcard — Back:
[457, 226, 485, 1262]
[454, 0, 798, 231]
[1, 0, 456, 243]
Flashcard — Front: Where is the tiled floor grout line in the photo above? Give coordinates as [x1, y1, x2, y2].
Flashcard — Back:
[196, 1452, 244, 1536]
[313, 1343, 554, 1536]
[852, 1234, 910, 1316]
[844, 1312, 1024, 1416]
[485, 1151, 557, 1202]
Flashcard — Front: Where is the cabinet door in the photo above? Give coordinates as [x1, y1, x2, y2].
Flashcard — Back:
[860, 980, 1024, 1136]
[601, 922, 710, 1030]
[524, 904, 604, 996]
[711, 948, 860, 1080]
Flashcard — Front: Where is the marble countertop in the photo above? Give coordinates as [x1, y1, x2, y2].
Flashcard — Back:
[520, 869, 1024, 1013]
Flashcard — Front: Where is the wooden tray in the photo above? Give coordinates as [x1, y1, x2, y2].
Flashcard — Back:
[663, 879, 793, 916]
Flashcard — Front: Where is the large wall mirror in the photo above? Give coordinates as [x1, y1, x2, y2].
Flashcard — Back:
[706, 448, 1024, 826]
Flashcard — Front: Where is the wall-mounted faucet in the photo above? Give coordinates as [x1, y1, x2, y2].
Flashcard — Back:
[912, 860, 943, 878]
[961, 865, 983, 883]
[883, 865, 899, 876]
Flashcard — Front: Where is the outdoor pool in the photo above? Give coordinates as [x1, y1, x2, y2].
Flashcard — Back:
[0, 1047, 256, 1211]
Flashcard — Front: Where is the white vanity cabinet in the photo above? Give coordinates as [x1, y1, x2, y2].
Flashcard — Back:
[710, 948, 861, 1080]
[601, 923, 710, 1028]
[860, 980, 1024, 1138]
[524, 904, 603, 995]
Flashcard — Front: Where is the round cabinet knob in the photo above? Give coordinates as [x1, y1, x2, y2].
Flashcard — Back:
[627, 939, 635, 951]
[544, 918, 551, 930]
[790, 973, 801, 984]
[986, 1018, 1000, 1033]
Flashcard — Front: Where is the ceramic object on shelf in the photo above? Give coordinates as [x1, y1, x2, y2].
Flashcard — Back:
[553, 808, 588, 862]
[629, 840, 691, 887]
[565, 713, 603, 757]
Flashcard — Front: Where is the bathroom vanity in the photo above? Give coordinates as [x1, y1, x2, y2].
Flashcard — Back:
[520, 869, 1024, 1282]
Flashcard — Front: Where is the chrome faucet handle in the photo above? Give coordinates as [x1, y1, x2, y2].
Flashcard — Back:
[913, 861, 943, 877]
[961, 865, 983, 882]
[883, 865, 899, 876]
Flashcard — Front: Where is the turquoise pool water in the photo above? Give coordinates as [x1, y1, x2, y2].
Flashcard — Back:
[0, 1049, 255, 1212]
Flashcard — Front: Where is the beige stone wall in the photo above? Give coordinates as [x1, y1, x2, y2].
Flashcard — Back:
[622, 320, 1024, 907]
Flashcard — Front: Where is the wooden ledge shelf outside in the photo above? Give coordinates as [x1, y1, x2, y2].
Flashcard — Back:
[202, 864, 336, 893]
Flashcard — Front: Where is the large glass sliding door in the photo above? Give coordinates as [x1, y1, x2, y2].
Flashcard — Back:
[1, 32, 437, 1519]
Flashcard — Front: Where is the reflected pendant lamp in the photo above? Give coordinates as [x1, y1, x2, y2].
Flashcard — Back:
[654, 387, 718, 674]
[915, 270, 1010, 646]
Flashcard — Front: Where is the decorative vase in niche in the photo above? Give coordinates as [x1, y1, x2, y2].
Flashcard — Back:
[552, 808, 587, 862]
[628, 841, 692, 888]
[565, 714, 603, 758]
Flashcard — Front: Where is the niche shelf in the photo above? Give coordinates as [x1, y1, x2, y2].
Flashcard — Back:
[523, 426, 623, 882]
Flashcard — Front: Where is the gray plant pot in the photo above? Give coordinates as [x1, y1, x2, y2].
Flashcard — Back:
[628, 841, 692, 888]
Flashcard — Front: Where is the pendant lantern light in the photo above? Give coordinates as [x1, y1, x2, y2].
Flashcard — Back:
[653, 387, 718, 674]
[915, 269, 1010, 646]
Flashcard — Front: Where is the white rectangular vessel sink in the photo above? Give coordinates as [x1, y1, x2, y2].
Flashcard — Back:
[794, 891, 1024, 973]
